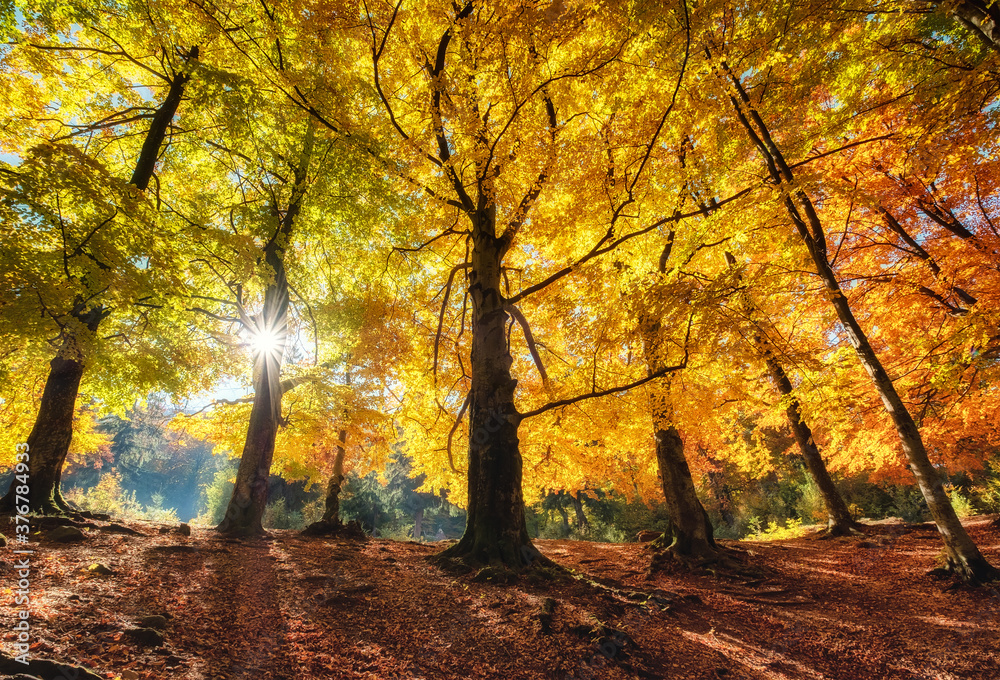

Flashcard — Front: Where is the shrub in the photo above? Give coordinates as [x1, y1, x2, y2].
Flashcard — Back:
[795, 478, 827, 524]
[194, 467, 236, 525]
[262, 497, 304, 530]
[742, 517, 808, 542]
[64, 471, 177, 521]
[944, 483, 975, 519]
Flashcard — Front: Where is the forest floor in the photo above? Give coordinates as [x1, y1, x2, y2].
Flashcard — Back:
[1, 515, 998, 680]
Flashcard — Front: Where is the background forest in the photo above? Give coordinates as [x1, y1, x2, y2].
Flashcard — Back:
[4, 0, 1000, 583]
[3, 398, 997, 543]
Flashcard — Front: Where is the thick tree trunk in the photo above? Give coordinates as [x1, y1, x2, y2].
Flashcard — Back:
[948, 0, 1000, 52]
[653, 423, 717, 557]
[216, 366, 280, 535]
[437, 209, 536, 570]
[723, 63, 996, 581]
[762, 353, 858, 535]
[638, 302, 717, 559]
[1, 49, 195, 515]
[0, 347, 88, 514]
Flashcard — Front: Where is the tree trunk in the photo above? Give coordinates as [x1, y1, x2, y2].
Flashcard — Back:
[437, 208, 536, 570]
[555, 492, 571, 538]
[814, 256, 994, 578]
[723, 62, 996, 581]
[724, 250, 857, 535]
[216, 360, 281, 535]
[653, 422, 717, 557]
[572, 491, 589, 531]
[638, 302, 717, 559]
[321, 429, 348, 525]
[762, 352, 857, 535]
[949, 0, 1000, 52]
[0, 347, 87, 514]
[413, 507, 424, 542]
[217, 123, 313, 536]
[1, 50, 196, 515]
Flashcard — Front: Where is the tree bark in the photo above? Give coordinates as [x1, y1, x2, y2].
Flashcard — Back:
[572, 491, 589, 531]
[413, 507, 424, 542]
[638, 233, 717, 559]
[436, 208, 536, 570]
[321, 429, 348, 525]
[948, 0, 1000, 53]
[723, 60, 996, 581]
[555, 492, 571, 538]
[216, 362, 281, 535]
[0, 345, 87, 513]
[723, 251, 857, 535]
[652, 422, 717, 557]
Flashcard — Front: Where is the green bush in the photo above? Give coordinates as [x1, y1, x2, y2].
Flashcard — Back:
[65, 471, 177, 522]
[944, 484, 976, 519]
[890, 485, 928, 524]
[262, 497, 304, 530]
[194, 467, 236, 525]
[795, 479, 827, 524]
[972, 477, 1000, 514]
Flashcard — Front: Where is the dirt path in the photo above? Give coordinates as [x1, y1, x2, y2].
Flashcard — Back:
[1, 516, 998, 679]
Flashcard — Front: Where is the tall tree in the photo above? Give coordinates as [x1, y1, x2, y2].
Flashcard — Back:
[0, 4, 202, 513]
[709, 30, 997, 580]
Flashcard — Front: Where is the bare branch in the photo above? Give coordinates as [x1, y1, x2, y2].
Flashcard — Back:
[505, 303, 548, 386]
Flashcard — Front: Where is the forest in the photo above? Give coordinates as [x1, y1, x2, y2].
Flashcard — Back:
[2, 0, 1000, 678]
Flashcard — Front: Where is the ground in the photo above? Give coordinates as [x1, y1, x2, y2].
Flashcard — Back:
[1, 516, 998, 680]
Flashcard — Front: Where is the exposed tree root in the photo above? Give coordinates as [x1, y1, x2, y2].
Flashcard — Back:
[646, 542, 766, 581]
[429, 543, 570, 584]
[301, 518, 367, 540]
[816, 520, 867, 539]
[0, 652, 103, 680]
[569, 573, 677, 611]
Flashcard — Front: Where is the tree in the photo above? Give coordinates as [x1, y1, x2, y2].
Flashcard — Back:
[0, 3, 202, 512]
[706, 11, 997, 579]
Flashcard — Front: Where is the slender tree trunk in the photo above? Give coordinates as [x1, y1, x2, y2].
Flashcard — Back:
[437, 208, 535, 570]
[1, 51, 196, 515]
[321, 429, 348, 525]
[413, 507, 424, 542]
[555, 492, 571, 538]
[571, 491, 589, 531]
[723, 60, 996, 581]
[723, 251, 857, 535]
[705, 467, 735, 526]
[761, 352, 857, 535]
[217, 123, 313, 536]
